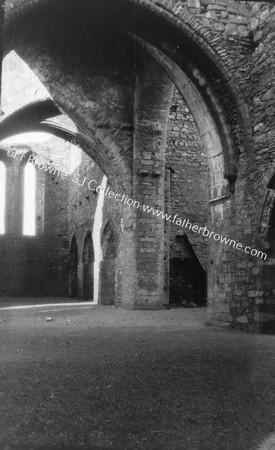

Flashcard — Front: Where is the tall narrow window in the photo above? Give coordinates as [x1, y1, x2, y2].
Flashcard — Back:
[0, 162, 6, 235]
[23, 163, 36, 236]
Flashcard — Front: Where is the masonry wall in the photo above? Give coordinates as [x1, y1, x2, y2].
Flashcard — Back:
[246, 2, 275, 332]
[166, 89, 209, 305]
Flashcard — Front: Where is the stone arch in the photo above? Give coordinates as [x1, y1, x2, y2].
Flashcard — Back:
[98, 221, 117, 306]
[3, 0, 252, 191]
[126, 0, 253, 161]
[0, 100, 128, 193]
[81, 230, 94, 301]
[133, 39, 236, 198]
[1, 0, 255, 315]
[68, 234, 78, 299]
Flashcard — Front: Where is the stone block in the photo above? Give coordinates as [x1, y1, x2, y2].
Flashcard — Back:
[236, 315, 248, 324]
[219, 313, 233, 323]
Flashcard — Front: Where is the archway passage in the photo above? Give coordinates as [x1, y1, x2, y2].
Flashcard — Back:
[68, 235, 78, 299]
[82, 231, 94, 301]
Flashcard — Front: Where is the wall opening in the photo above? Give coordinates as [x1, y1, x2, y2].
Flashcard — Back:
[82, 231, 95, 301]
[68, 235, 78, 299]
[93, 175, 107, 304]
[99, 221, 116, 306]
[0, 161, 6, 235]
[169, 234, 207, 307]
[23, 163, 36, 236]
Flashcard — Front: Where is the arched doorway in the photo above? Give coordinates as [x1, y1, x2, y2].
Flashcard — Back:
[82, 231, 94, 301]
[68, 235, 78, 299]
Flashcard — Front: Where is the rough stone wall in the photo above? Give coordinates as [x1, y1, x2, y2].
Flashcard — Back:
[167, 88, 209, 268]
[166, 88, 209, 304]
[203, 2, 275, 331]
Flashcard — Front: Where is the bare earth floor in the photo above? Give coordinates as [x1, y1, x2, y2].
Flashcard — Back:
[0, 303, 275, 450]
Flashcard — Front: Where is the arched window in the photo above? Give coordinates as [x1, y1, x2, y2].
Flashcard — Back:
[23, 163, 36, 236]
[0, 162, 6, 235]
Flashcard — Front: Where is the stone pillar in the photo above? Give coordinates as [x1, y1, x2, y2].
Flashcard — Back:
[132, 56, 173, 308]
[164, 168, 172, 304]
[5, 159, 15, 235]
[8, 158, 22, 235]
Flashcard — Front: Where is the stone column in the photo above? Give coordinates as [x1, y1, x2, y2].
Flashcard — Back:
[132, 56, 173, 308]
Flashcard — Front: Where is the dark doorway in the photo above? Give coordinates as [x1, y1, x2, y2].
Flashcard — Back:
[99, 222, 116, 305]
[169, 234, 207, 306]
[68, 235, 78, 298]
[82, 231, 94, 300]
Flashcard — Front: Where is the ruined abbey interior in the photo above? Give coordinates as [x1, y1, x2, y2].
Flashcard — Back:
[0, 0, 275, 332]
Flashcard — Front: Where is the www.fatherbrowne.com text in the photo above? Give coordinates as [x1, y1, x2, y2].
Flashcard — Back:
[12, 151, 268, 261]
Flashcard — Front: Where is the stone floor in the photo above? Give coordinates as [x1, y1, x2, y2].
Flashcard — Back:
[0, 302, 275, 450]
